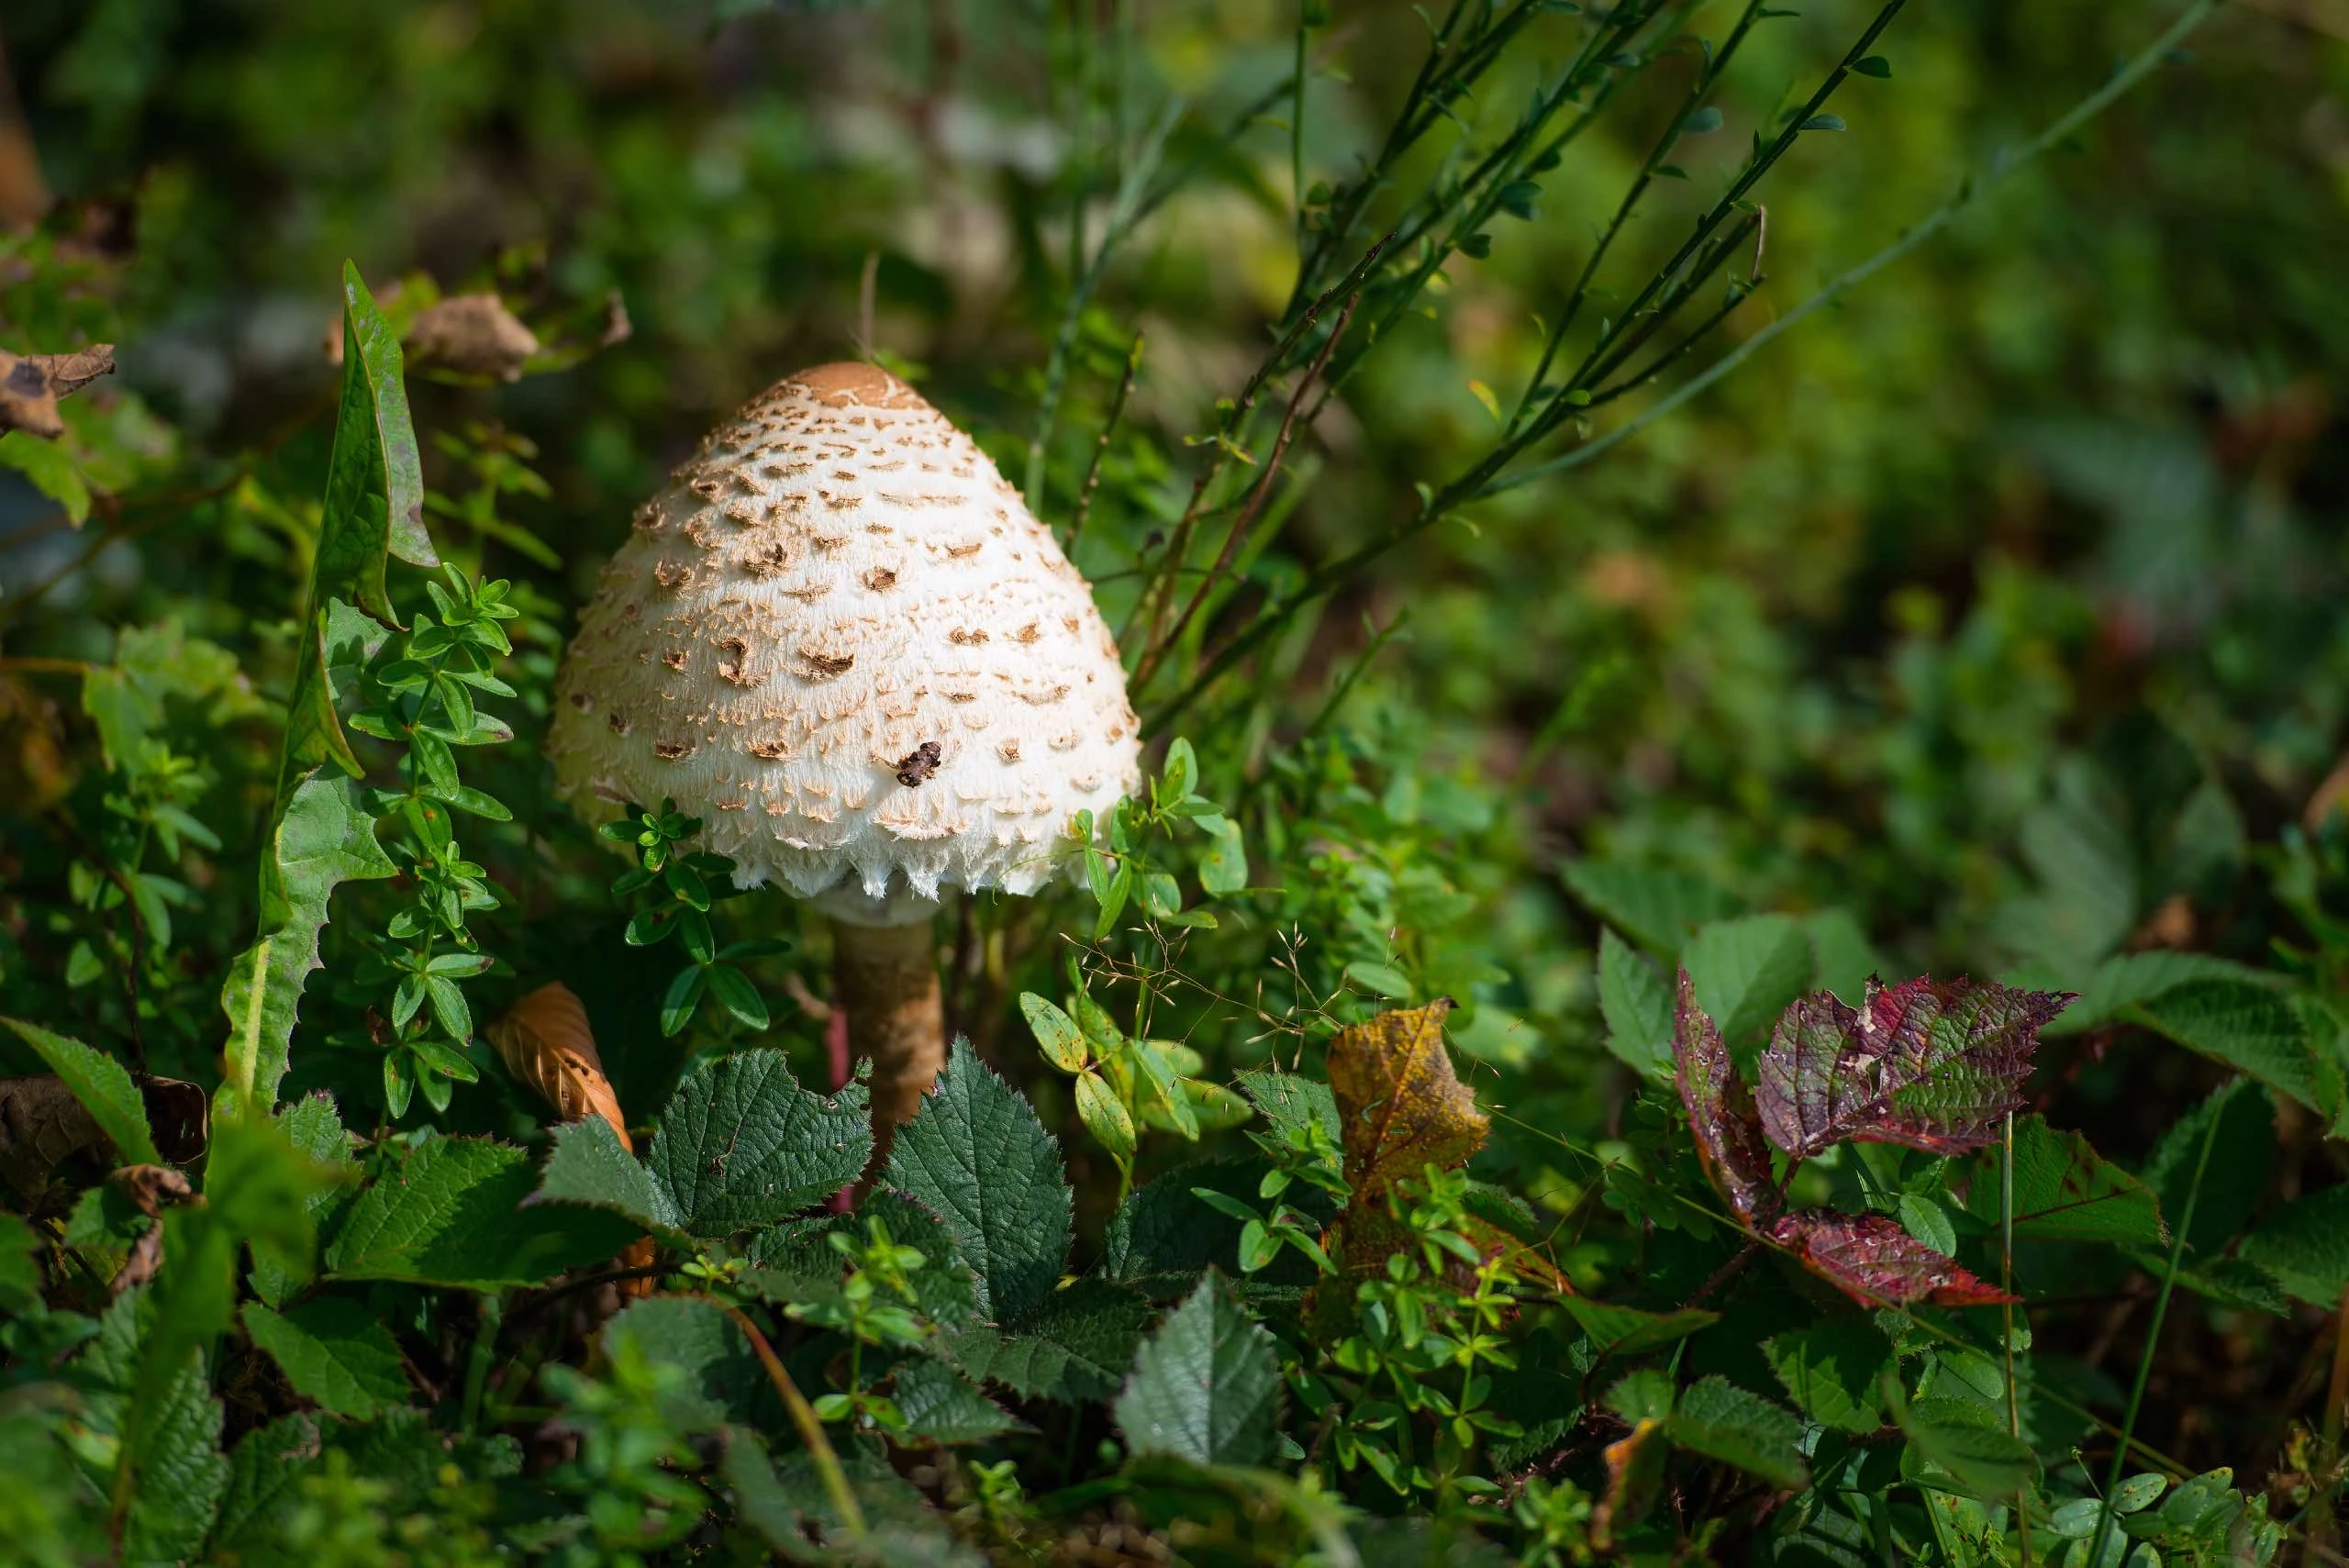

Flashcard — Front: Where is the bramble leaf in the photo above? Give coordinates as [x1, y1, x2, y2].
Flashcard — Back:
[326, 1137, 640, 1287]
[242, 1297, 411, 1418]
[893, 1359, 1026, 1445]
[1597, 928, 1674, 1077]
[2126, 980, 2346, 1129]
[1684, 914, 1812, 1047]
[1765, 1319, 1894, 1433]
[1756, 977, 2067, 1161]
[884, 1039, 1072, 1322]
[1115, 1274, 1283, 1467]
[1672, 971, 1779, 1227]
[1962, 1116, 2165, 1248]
[2238, 1183, 2349, 1307]
[1770, 1210, 2014, 1308]
[1560, 1296, 1720, 1359]
[533, 1114, 689, 1241]
[1665, 1375, 1808, 1490]
[644, 1050, 871, 1237]
[942, 1277, 1152, 1403]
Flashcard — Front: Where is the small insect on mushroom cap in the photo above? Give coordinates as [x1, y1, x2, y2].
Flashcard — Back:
[548, 361, 1141, 918]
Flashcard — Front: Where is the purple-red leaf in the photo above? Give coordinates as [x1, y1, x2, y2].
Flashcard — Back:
[1673, 969, 1780, 1227]
[1755, 977, 2070, 1161]
[1771, 1210, 2016, 1308]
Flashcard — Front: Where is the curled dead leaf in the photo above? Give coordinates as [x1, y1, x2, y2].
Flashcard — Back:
[0, 343, 117, 439]
[0, 1072, 206, 1206]
[107, 1162, 195, 1293]
[488, 983, 652, 1297]
[406, 294, 540, 381]
[1593, 1417, 1667, 1549]
[488, 983, 630, 1149]
[1326, 997, 1486, 1208]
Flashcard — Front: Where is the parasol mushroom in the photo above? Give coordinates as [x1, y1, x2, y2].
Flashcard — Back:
[548, 362, 1140, 1156]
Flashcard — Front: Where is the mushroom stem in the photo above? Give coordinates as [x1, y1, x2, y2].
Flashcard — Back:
[829, 916, 945, 1162]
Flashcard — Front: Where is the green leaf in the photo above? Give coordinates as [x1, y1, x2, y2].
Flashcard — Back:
[1852, 54, 1891, 77]
[1115, 1274, 1283, 1467]
[2128, 981, 2343, 1126]
[1235, 1070, 1341, 1149]
[1561, 861, 1739, 955]
[2238, 1183, 2349, 1307]
[1965, 1117, 2165, 1248]
[124, 1351, 229, 1564]
[534, 1114, 689, 1240]
[2142, 1080, 2274, 1258]
[1664, 1376, 1808, 1489]
[1684, 104, 1726, 133]
[218, 773, 396, 1112]
[1021, 992, 1091, 1073]
[1684, 914, 1813, 1048]
[0, 1018, 159, 1164]
[1559, 1296, 1720, 1359]
[883, 1039, 1072, 1322]
[1076, 1069, 1137, 1163]
[326, 1136, 641, 1287]
[600, 1294, 776, 1431]
[242, 1297, 412, 1419]
[252, 1094, 358, 1309]
[1764, 1320, 1893, 1433]
[0, 428, 92, 523]
[893, 1359, 1026, 1445]
[0, 1212, 40, 1315]
[2042, 951, 2272, 1038]
[645, 1050, 871, 1237]
[1800, 112, 1846, 131]
[1198, 814, 1248, 896]
[943, 1277, 1152, 1403]
[705, 964, 770, 1029]
[1597, 928, 1675, 1076]
[1898, 1395, 2037, 1499]
[753, 1190, 979, 1327]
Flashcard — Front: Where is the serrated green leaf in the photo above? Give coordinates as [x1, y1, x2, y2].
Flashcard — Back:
[1561, 861, 1739, 955]
[2238, 1183, 2349, 1307]
[2042, 951, 2273, 1038]
[1764, 1320, 1893, 1433]
[0, 428, 92, 521]
[1115, 1274, 1283, 1467]
[893, 1359, 1026, 1445]
[2142, 1079, 2274, 1257]
[1597, 928, 1674, 1076]
[1235, 1070, 1341, 1149]
[1664, 1376, 1808, 1489]
[0, 1018, 158, 1164]
[1684, 914, 1812, 1048]
[533, 1114, 689, 1240]
[753, 1190, 978, 1327]
[1898, 1395, 2037, 1499]
[600, 1294, 776, 1431]
[943, 1277, 1152, 1403]
[124, 1351, 229, 1565]
[645, 1050, 872, 1237]
[1559, 1296, 1720, 1358]
[326, 1137, 640, 1287]
[242, 1297, 411, 1418]
[884, 1039, 1072, 1322]
[1965, 1117, 2165, 1248]
[2126, 980, 2343, 1125]
[218, 773, 396, 1113]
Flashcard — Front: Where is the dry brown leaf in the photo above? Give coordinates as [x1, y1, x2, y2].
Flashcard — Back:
[0, 343, 116, 439]
[1593, 1417, 1667, 1549]
[406, 294, 540, 381]
[1326, 997, 1487, 1208]
[0, 1072, 206, 1206]
[488, 983, 630, 1150]
[488, 983, 652, 1296]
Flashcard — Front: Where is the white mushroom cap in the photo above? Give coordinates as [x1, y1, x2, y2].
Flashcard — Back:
[548, 363, 1141, 925]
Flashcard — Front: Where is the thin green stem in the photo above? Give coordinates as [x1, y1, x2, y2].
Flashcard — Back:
[2086, 1073, 2228, 1568]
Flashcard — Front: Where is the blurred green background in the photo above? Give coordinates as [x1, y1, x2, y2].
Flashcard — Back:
[3, 0, 2346, 1485]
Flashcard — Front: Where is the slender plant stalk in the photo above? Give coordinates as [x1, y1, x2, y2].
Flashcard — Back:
[1067, 329, 1142, 552]
[1146, 0, 2221, 732]
[2004, 1109, 2034, 1567]
[718, 1301, 866, 1538]
[2086, 1074, 2229, 1568]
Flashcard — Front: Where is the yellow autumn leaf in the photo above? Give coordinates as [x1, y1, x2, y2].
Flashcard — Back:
[1326, 997, 1488, 1206]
